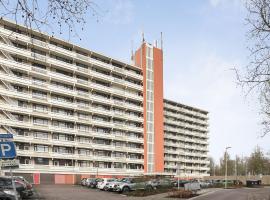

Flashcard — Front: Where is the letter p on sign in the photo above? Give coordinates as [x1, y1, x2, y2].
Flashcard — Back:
[1, 144, 11, 156]
[0, 142, 16, 158]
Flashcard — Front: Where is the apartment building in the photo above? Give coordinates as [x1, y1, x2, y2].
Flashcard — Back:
[0, 19, 209, 183]
[0, 19, 144, 180]
[164, 99, 209, 177]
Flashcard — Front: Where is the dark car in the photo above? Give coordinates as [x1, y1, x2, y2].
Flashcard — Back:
[86, 178, 102, 188]
[14, 176, 33, 197]
[173, 180, 190, 187]
[0, 188, 20, 200]
[0, 177, 26, 199]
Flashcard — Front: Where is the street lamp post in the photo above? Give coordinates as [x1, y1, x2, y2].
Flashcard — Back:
[225, 146, 231, 189]
[177, 150, 181, 190]
[177, 162, 180, 190]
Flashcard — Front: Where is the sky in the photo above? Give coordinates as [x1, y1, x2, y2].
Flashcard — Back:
[3, 0, 269, 162]
[80, 0, 267, 162]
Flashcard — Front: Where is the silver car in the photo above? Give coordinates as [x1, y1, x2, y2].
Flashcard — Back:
[104, 178, 125, 191]
[114, 178, 154, 193]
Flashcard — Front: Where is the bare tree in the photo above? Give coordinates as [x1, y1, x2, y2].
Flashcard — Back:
[0, 0, 102, 39]
[247, 146, 269, 175]
[236, 0, 270, 136]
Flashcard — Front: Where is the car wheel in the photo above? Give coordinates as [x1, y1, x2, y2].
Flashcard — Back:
[122, 186, 130, 194]
[145, 185, 154, 192]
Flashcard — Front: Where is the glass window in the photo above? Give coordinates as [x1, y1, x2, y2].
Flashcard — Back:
[34, 157, 49, 165]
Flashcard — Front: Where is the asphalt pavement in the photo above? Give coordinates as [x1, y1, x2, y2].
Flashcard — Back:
[32, 185, 270, 200]
[190, 187, 270, 200]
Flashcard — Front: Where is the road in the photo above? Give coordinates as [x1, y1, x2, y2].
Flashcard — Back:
[33, 184, 171, 200]
[191, 187, 270, 200]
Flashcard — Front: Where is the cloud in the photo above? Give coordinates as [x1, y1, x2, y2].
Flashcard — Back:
[164, 52, 267, 161]
[209, 0, 223, 7]
[104, 0, 134, 25]
[209, 0, 245, 8]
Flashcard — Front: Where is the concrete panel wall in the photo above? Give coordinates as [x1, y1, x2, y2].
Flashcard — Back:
[203, 175, 270, 185]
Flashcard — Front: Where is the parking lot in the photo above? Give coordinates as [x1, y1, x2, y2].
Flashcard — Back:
[32, 184, 270, 200]
[34, 184, 175, 200]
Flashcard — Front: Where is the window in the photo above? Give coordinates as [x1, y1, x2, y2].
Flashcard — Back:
[31, 48, 46, 56]
[33, 104, 48, 112]
[19, 157, 31, 165]
[78, 112, 89, 119]
[34, 157, 49, 165]
[33, 132, 48, 139]
[114, 162, 123, 169]
[77, 124, 90, 132]
[53, 146, 74, 154]
[93, 138, 110, 145]
[32, 90, 47, 98]
[32, 62, 46, 69]
[51, 54, 72, 64]
[53, 133, 74, 141]
[12, 42, 27, 49]
[16, 128, 29, 136]
[32, 77, 46, 85]
[52, 120, 74, 129]
[31, 34, 46, 42]
[78, 149, 90, 155]
[78, 161, 90, 167]
[91, 55, 109, 64]
[34, 145, 49, 152]
[33, 117, 48, 125]
[18, 100, 28, 108]
[14, 85, 24, 92]
[93, 127, 110, 134]
[76, 62, 88, 68]
[51, 81, 73, 90]
[77, 136, 91, 143]
[16, 143, 30, 150]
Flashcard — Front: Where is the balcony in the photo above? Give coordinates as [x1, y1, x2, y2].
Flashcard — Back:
[0, 27, 142, 81]
[51, 112, 76, 121]
[17, 150, 51, 158]
[125, 70, 142, 80]
[49, 99, 76, 109]
[90, 95, 113, 105]
[90, 71, 113, 82]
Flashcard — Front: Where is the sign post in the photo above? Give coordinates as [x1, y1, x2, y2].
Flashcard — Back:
[0, 133, 18, 200]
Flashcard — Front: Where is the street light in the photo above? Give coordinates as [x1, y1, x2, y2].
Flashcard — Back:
[177, 162, 180, 190]
[225, 146, 231, 189]
[177, 150, 181, 190]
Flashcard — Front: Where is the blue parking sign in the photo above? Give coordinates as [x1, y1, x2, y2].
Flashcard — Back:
[0, 142, 16, 158]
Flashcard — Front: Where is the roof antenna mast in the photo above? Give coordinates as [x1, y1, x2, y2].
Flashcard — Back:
[131, 39, 134, 63]
[160, 32, 163, 50]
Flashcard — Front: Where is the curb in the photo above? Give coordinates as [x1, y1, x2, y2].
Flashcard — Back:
[188, 189, 222, 200]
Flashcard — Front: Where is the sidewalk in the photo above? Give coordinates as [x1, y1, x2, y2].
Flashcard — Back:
[126, 188, 222, 200]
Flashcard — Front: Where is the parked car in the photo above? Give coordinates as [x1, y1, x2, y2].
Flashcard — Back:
[81, 178, 87, 186]
[173, 180, 190, 187]
[0, 188, 20, 200]
[85, 178, 94, 188]
[151, 178, 174, 189]
[14, 176, 33, 197]
[104, 178, 127, 191]
[0, 177, 26, 199]
[86, 178, 102, 188]
[191, 179, 210, 188]
[114, 178, 154, 193]
[97, 178, 116, 190]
